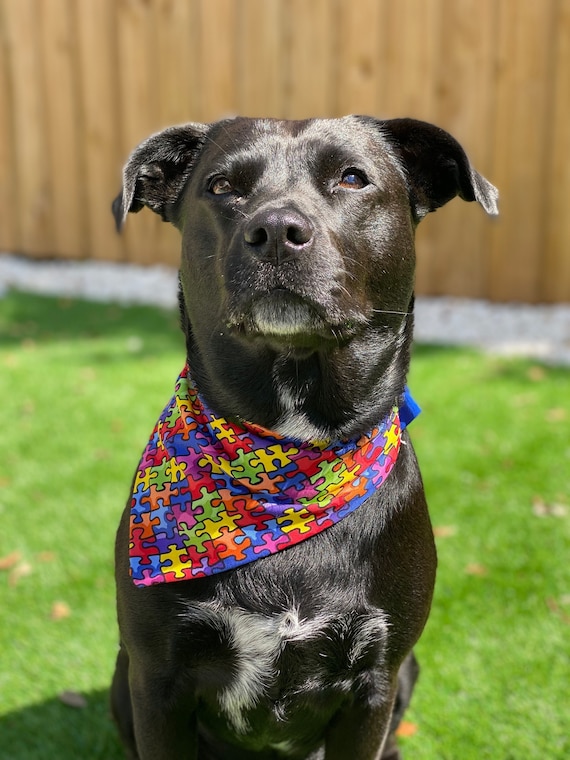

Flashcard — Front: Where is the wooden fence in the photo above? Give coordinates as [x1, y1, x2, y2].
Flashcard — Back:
[1, 0, 569, 302]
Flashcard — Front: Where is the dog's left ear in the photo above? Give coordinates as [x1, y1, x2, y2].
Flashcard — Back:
[112, 122, 210, 231]
[368, 117, 498, 220]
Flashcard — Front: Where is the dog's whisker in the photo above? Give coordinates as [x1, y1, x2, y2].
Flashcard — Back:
[218, 121, 245, 154]
[370, 309, 412, 316]
[202, 131, 232, 159]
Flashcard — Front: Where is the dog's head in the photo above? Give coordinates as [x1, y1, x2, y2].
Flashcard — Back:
[113, 117, 497, 435]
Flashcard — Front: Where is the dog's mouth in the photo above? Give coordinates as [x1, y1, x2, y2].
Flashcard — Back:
[228, 290, 358, 352]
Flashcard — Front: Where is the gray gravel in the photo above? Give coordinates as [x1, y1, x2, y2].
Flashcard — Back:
[1, 253, 569, 365]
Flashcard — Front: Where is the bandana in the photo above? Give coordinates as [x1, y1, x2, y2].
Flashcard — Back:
[129, 366, 419, 586]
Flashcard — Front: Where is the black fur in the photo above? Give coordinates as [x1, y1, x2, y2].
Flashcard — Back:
[111, 116, 497, 760]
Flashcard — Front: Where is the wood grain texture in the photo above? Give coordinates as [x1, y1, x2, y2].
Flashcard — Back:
[0, 0, 568, 301]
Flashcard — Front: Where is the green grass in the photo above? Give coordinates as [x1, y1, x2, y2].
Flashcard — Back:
[0, 291, 568, 759]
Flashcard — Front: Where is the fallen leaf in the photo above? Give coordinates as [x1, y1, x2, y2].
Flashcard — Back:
[527, 366, 546, 382]
[59, 691, 87, 709]
[80, 366, 97, 381]
[126, 335, 143, 353]
[512, 392, 535, 407]
[532, 497, 568, 518]
[0, 551, 21, 571]
[21, 400, 35, 415]
[51, 601, 71, 621]
[546, 598, 570, 625]
[396, 721, 419, 738]
[465, 563, 488, 577]
[433, 525, 457, 538]
[8, 562, 32, 586]
[546, 407, 567, 422]
[37, 551, 57, 563]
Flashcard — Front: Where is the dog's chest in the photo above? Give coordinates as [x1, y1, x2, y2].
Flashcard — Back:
[181, 602, 389, 741]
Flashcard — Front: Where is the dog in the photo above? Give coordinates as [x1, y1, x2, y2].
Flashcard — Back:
[110, 116, 498, 760]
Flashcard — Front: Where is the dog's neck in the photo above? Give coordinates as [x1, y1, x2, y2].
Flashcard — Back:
[181, 298, 414, 442]
[128, 366, 413, 585]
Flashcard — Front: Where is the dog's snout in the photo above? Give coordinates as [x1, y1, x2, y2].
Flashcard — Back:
[244, 208, 314, 264]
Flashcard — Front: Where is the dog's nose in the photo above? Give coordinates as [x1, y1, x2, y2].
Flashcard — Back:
[244, 208, 314, 264]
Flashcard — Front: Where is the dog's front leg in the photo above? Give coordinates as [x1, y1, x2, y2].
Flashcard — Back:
[324, 688, 397, 760]
[129, 667, 198, 760]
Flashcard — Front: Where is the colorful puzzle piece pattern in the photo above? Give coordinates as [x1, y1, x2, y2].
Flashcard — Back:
[129, 366, 407, 586]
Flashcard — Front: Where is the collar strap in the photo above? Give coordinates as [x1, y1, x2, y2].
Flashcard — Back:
[129, 366, 419, 585]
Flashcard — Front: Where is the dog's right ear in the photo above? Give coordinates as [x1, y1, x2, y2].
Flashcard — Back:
[112, 123, 209, 232]
[359, 117, 499, 221]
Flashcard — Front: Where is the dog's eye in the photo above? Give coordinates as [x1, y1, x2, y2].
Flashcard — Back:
[209, 176, 233, 195]
[338, 170, 368, 190]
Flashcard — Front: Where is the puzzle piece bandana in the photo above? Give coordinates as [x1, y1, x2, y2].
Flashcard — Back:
[129, 366, 419, 586]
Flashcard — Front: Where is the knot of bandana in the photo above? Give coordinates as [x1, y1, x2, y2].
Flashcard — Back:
[129, 366, 417, 586]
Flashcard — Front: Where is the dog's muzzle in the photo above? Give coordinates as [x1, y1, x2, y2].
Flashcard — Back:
[225, 204, 361, 350]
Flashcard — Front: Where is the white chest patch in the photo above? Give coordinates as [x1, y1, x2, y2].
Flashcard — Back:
[182, 602, 388, 734]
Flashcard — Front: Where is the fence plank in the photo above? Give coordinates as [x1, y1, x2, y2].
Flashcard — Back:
[238, 0, 284, 117]
[39, 0, 85, 258]
[1, 0, 569, 302]
[335, 0, 383, 116]
[543, 0, 570, 302]
[116, 0, 163, 265]
[381, 0, 442, 118]
[76, 0, 124, 261]
[488, 0, 556, 302]
[154, 0, 200, 126]
[285, 0, 335, 119]
[198, 0, 238, 122]
[0, 0, 19, 252]
[3, 0, 53, 256]
[416, 0, 498, 298]
[382, 0, 442, 295]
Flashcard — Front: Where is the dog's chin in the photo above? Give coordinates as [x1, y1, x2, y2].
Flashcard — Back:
[232, 292, 348, 354]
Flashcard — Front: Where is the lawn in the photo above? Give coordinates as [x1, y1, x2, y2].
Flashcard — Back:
[0, 291, 568, 760]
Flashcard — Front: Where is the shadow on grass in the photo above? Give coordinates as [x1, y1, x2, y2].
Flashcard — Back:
[0, 291, 182, 353]
[0, 689, 123, 760]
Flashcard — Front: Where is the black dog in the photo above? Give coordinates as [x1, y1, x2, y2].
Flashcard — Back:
[111, 116, 498, 760]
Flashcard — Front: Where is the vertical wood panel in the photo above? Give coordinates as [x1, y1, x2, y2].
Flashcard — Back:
[117, 0, 162, 265]
[76, 0, 124, 261]
[543, 0, 570, 302]
[199, 0, 238, 121]
[0, 0, 568, 303]
[39, 0, 85, 258]
[150, 0, 200, 267]
[336, 0, 383, 116]
[381, 0, 442, 118]
[416, 0, 498, 298]
[0, 0, 20, 252]
[285, 0, 335, 119]
[382, 0, 442, 296]
[153, 0, 199, 125]
[3, 0, 53, 256]
[238, 0, 284, 117]
[488, 0, 556, 302]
